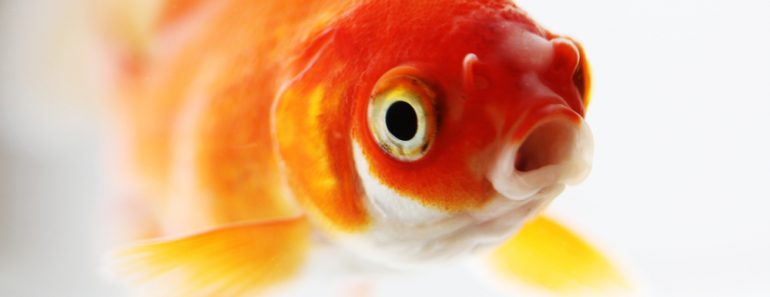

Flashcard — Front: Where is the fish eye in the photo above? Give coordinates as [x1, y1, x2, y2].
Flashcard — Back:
[368, 72, 437, 161]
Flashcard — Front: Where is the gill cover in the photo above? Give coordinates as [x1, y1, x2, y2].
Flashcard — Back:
[273, 27, 370, 231]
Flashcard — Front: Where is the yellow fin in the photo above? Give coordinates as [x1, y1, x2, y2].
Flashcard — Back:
[488, 216, 631, 296]
[105, 216, 310, 297]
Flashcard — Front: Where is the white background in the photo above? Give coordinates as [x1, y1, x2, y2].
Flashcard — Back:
[1, 0, 769, 296]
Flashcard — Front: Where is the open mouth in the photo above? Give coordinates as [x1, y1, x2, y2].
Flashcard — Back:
[515, 120, 578, 173]
[487, 116, 593, 201]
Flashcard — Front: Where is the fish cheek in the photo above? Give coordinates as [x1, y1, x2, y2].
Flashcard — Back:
[274, 81, 370, 233]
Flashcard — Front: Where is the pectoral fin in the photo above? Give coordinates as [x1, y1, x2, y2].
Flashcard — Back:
[105, 216, 310, 297]
[488, 216, 631, 296]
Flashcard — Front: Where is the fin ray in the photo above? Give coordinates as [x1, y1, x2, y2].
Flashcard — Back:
[105, 216, 310, 297]
[488, 215, 631, 296]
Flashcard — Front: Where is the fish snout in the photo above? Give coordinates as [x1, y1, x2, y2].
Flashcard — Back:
[487, 106, 593, 200]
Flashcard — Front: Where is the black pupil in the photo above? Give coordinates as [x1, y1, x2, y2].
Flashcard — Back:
[385, 101, 418, 141]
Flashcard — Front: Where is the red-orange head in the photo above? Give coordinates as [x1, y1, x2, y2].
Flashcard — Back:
[274, 0, 592, 264]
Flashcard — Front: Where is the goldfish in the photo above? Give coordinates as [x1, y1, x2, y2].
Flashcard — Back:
[102, 0, 628, 296]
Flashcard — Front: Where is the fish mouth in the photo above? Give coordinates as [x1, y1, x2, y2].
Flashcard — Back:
[487, 111, 593, 201]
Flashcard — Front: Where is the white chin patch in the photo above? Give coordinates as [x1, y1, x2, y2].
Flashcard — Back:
[342, 141, 564, 268]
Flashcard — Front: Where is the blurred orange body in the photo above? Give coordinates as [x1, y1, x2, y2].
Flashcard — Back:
[113, 0, 363, 236]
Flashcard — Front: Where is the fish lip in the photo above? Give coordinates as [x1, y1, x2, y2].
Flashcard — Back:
[487, 110, 593, 201]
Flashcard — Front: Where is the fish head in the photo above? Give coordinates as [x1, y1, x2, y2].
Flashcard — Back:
[274, 0, 592, 265]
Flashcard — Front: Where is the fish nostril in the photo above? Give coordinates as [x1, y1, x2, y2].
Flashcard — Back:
[551, 38, 580, 75]
[514, 120, 577, 173]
